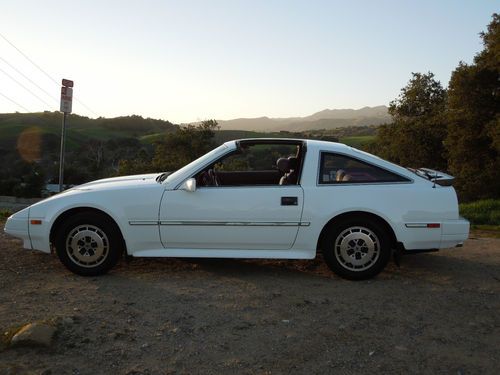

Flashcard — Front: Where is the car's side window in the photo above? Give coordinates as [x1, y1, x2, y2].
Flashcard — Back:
[195, 143, 302, 187]
[216, 144, 298, 171]
[318, 152, 410, 184]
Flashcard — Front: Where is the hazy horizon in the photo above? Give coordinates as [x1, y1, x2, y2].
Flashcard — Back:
[0, 1, 498, 123]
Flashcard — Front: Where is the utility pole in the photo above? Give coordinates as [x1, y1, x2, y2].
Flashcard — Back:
[59, 79, 73, 192]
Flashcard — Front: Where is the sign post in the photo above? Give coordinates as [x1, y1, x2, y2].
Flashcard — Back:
[59, 79, 73, 192]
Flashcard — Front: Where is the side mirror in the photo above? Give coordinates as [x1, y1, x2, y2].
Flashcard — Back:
[180, 178, 196, 192]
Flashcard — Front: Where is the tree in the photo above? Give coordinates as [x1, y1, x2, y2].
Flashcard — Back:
[12, 163, 45, 198]
[151, 120, 219, 171]
[116, 120, 220, 175]
[372, 72, 448, 170]
[445, 14, 500, 200]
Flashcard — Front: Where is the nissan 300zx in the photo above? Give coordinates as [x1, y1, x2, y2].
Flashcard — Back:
[4, 139, 469, 280]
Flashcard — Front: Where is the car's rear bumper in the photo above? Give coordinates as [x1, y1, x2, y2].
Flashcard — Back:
[401, 217, 469, 251]
[440, 217, 469, 248]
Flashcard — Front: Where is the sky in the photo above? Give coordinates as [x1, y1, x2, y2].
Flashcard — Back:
[0, 0, 498, 123]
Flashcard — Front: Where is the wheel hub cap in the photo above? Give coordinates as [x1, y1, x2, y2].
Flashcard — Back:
[66, 225, 109, 267]
[334, 226, 380, 271]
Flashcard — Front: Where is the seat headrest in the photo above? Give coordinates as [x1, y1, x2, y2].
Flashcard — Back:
[336, 169, 346, 181]
[277, 158, 290, 173]
[288, 157, 298, 170]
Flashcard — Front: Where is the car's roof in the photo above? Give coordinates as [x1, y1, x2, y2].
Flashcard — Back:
[225, 138, 352, 152]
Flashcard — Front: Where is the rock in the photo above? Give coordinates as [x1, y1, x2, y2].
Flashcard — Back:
[61, 317, 74, 326]
[10, 322, 57, 347]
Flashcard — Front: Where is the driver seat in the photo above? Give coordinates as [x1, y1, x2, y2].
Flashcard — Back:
[277, 157, 298, 185]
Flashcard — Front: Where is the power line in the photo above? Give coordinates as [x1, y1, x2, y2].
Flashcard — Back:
[73, 96, 99, 117]
[0, 55, 59, 103]
[0, 32, 99, 117]
[0, 65, 54, 108]
[0, 32, 59, 86]
[0, 91, 31, 112]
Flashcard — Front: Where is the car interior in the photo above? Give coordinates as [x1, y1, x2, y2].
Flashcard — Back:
[195, 140, 305, 187]
[319, 152, 410, 184]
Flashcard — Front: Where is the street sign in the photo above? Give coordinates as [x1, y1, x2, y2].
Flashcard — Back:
[62, 78, 74, 87]
[60, 86, 73, 113]
[59, 78, 73, 191]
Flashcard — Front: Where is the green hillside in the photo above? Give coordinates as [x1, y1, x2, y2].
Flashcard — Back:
[0, 112, 379, 150]
[0, 112, 177, 150]
[339, 135, 376, 148]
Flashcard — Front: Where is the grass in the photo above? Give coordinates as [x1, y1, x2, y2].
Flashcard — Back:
[139, 132, 165, 144]
[0, 112, 177, 148]
[339, 135, 376, 148]
[459, 199, 500, 226]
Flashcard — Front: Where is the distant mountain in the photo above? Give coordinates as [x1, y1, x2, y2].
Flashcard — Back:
[217, 105, 390, 132]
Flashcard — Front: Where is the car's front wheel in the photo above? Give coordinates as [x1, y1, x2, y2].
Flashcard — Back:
[54, 212, 123, 276]
[322, 218, 392, 280]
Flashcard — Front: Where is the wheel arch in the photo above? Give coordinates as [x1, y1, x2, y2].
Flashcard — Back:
[316, 211, 398, 252]
[49, 207, 127, 253]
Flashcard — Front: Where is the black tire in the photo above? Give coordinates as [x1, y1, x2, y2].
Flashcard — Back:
[321, 218, 391, 280]
[54, 212, 123, 276]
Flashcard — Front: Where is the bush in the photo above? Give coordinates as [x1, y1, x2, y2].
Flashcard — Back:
[459, 199, 500, 225]
[0, 209, 12, 219]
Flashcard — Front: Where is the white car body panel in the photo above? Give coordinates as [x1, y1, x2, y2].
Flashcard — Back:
[159, 186, 305, 250]
[4, 139, 469, 261]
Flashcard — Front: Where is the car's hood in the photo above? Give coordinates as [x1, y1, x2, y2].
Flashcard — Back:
[77, 173, 161, 188]
[37, 173, 166, 204]
[26, 172, 170, 214]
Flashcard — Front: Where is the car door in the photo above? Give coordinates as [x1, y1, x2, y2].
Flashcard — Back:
[159, 185, 304, 250]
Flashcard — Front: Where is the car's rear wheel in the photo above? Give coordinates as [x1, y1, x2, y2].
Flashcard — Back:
[54, 212, 122, 276]
[322, 218, 391, 280]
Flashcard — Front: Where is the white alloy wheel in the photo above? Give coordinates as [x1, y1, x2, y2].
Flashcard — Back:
[66, 224, 110, 268]
[334, 226, 380, 272]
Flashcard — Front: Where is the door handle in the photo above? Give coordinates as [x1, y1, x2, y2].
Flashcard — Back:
[281, 196, 298, 206]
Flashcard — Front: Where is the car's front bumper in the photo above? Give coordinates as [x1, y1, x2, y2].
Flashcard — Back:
[4, 211, 31, 249]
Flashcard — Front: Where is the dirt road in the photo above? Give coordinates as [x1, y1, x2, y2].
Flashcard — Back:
[1, 226, 499, 375]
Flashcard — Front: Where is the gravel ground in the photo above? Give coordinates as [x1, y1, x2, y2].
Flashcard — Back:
[0, 225, 499, 375]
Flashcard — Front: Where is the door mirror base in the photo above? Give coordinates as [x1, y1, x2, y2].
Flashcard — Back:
[180, 178, 196, 192]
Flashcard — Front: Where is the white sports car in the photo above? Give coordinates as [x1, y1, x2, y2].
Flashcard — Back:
[4, 139, 469, 280]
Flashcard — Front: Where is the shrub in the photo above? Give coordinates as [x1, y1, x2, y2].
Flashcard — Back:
[0, 209, 12, 219]
[459, 199, 500, 225]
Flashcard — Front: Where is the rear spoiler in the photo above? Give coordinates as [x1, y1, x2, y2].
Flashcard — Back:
[407, 167, 455, 187]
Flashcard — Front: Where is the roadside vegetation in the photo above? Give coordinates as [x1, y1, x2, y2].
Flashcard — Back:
[0, 209, 12, 219]
[369, 14, 499, 202]
[460, 199, 500, 225]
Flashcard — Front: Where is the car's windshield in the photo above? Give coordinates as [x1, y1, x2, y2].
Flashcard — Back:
[164, 144, 229, 183]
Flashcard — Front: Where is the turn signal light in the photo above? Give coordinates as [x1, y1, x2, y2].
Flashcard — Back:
[427, 223, 440, 228]
[30, 220, 42, 225]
